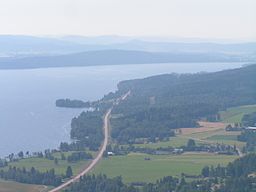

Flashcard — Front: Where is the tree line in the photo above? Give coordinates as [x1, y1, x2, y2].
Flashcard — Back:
[70, 110, 104, 151]
[0, 165, 75, 187]
[56, 99, 90, 108]
[108, 65, 256, 144]
[65, 153, 256, 192]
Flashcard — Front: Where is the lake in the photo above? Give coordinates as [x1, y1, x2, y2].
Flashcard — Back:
[0, 62, 245, 157]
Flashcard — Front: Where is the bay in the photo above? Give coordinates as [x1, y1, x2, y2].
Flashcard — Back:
[0, 62, 245, 157]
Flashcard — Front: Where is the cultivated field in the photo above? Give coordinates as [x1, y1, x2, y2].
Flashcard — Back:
[220, 104, 256, 123]
[178, 121, 245, 148]
[93, 153, 236, 183]
[1, 105, 252, 188]
[132, 120, 246, 150]
[0, 152, 92, 191]
[96, 118, 245, 183]
[0, 180, 47, 192]
[0, 152, 92, 176]
[133, 136, 189, 149]
[180, 121, 226, 135]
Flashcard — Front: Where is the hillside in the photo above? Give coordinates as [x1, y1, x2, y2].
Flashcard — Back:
[108, 64, 256, 143]
[0, 49, 249, 69]
[1, 35, 256, 56]
[0, 35, 255, 69]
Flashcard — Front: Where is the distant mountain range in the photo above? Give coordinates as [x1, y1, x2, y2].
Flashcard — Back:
[0, 49, 252, 69]
[0, 35, 255, 69]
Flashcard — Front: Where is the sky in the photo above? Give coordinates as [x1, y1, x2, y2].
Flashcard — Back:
[0, 0, 255, 40]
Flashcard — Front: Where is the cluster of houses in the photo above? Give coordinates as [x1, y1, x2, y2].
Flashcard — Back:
[106, 142, 237, 158]
[245, 126, 256, 131]
[225, 124, 256, 132]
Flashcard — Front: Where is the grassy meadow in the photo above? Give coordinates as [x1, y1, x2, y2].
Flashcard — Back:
[220, 104, 256, 123]
[0, 152, 92, 176]
[0, 179, 47, 192]
[1, 105, 253, 188]
[93, 153, 236, 183]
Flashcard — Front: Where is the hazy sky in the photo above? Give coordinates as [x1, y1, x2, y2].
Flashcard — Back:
[0, 0, 255, 40]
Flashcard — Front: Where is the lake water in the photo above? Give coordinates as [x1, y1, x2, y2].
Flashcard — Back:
[0, 62, 245, 157]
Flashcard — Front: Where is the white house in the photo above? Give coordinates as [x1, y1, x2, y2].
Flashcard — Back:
[245, 127, 256, 131]
[107, 152, 114, 156]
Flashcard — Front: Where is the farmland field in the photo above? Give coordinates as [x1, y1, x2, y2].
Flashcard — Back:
[6, 158, 89, 175]
[132, 121, 246, 150]
[0, 152, 93, 176]
[0, 180, 47, 192]
[0, 105, 251, 188]
[93, 153, 236, 183]
[133, 137, 189, 149]
[220, 104, 256, 123]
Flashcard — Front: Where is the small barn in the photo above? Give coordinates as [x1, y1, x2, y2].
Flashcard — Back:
[107, 152, 115, 156]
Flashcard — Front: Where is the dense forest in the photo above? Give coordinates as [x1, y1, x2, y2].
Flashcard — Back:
[67, 152, 93, 163]
[0, 49, 250, 70]
[70, 110, 104, 150]
[242, 112, 256, 127]
[0, 166, 63, 186]
[238, 130, 256, 152]
[108, 64, 256, 143]
[64, 64, 256, 145]
[56, 99, 90, 108]
[65, 154, 256, 192]
[236, 112, 256, 152]
[0, 159, 7, 168]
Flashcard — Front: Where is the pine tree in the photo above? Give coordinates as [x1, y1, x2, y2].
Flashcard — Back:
[66, 166, 73, 178]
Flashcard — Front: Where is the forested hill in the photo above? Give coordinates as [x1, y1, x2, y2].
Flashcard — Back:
[0, 49, 248, 69]
[117, 64, 256, 108]
[109, 64, 256, 143]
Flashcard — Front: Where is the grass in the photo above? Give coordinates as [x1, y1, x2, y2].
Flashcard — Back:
[207, 135, 238, 141]
[133, 137, 189, 149]
[220, 104, 256, 123]
[0, 179, 47, 192]
[1, 152, 91, 176]
[184, 130, 245, 148]
[93, 153, 236, 183]
[98, 105, 253, 183]
[7, 158, 89, 175]
[204, 134, 246, 147]
[131, 124, 245, 150]
[2, 105, 253, 187]
[0, 151, 95, 190]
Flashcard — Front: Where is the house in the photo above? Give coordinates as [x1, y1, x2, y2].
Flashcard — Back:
[107, 152, 115, 156]
[245, 127, 256, 131]
[173, 148, 183, 154]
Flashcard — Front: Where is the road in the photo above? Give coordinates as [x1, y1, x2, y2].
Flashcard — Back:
[49, 91, 130, 192]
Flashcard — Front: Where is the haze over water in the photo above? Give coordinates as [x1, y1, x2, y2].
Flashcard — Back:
[0, 62, 244, 157]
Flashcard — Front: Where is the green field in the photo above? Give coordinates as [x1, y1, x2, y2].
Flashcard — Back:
[2, 105, 253, 188]
[0, 152, 96, 191]
[1, 152, 92, 176]
[93, 153, 236, 183]
[204, 134, 245, 147]
[207, 134, 238, 141]
[133, 137, 189, 149]
[132, 129, 245, 150]
[220, 104, 256, 123]
[183, 130, 245, 148]
[7, 157, 89, 175]
[0, 179, 47, 192]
